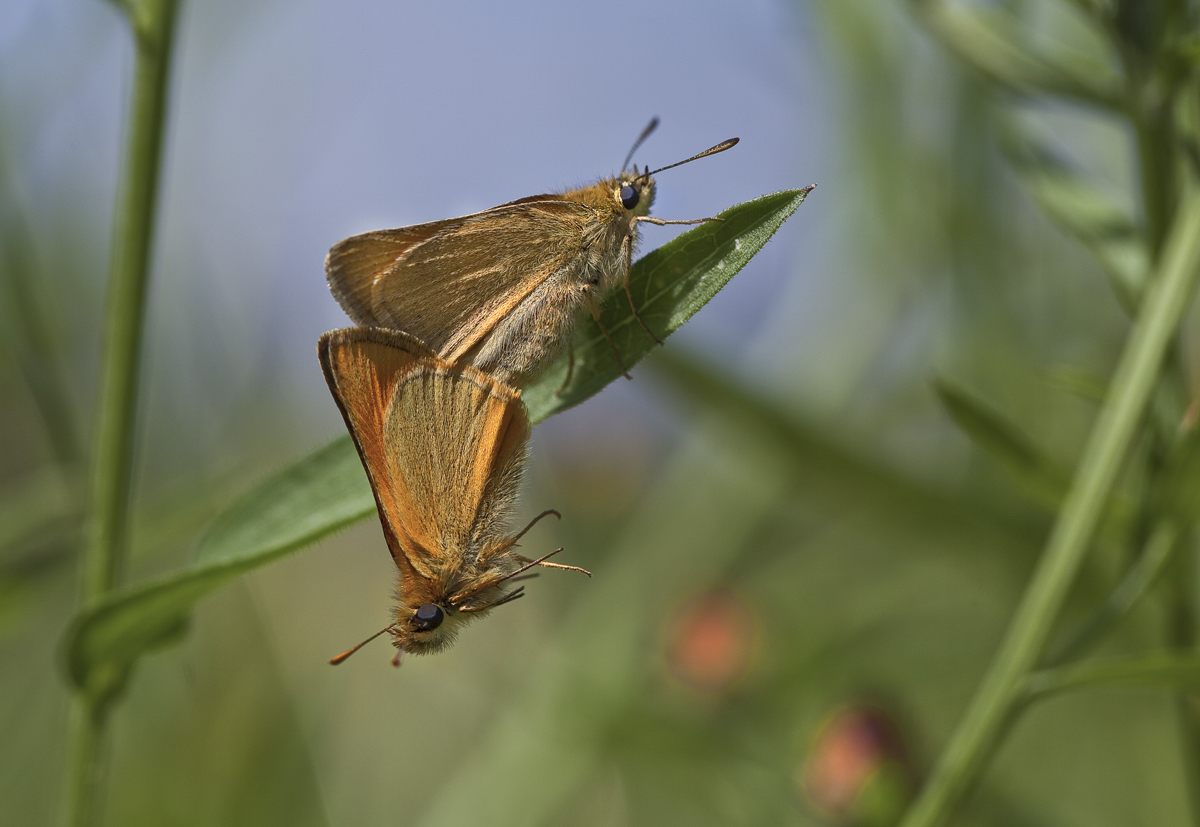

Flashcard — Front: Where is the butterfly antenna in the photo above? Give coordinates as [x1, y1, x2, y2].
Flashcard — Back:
[329, 623, 397, 665]
[643, 137, 739, 180]
[622, 117, 660, 173]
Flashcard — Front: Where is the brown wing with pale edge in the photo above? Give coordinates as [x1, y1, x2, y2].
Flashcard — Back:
[381, 362, 530, 578]
[318, 327, 443, 596]
[325, 200, 597, 360]
[325, 220, 467, 328]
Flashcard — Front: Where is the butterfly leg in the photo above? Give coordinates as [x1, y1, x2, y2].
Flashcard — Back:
[620, 230, 664, 346]
[556, 337, 575, 396]
[585, 288, 632, 380]
[514, 552, 591, 577]
[627, 214, 724, 344]
[636, 215, 723, 228]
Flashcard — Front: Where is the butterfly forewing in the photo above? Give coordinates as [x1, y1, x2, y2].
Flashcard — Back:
[326, 200, 598, 381]
[326, 221, 469, 328]
[382, 363, 529, 572]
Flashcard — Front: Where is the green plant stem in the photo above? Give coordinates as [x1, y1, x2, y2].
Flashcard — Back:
[899, 186, 1200, 827]
[1133, 49, 1200, 824]
[61, 702, 103, 827]
[1022, 653, 1200, 700]
[62, 2, 180, 826]
[1134, 107, 1178, 259]
[83, 0, 178, 603]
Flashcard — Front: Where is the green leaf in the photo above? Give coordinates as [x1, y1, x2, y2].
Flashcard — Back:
[1001, 121, 1148, 311]
[912, 0, 1123, 109]
[1024, 654, 1200, 702]
[64, 438, 374, 701]
[191, 438, 373, 568]
[1045, 365, 1109, 405]
[523, 187, 815, 418]
[62, 188, 813, 696]
[935, 379, 1069, 510]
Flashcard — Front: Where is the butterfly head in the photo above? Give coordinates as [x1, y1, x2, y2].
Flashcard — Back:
[612, 168, 656, 220]
[390, 600, 465, 656]
[609, 135, 738, 223]
[390, 570, 525, 656]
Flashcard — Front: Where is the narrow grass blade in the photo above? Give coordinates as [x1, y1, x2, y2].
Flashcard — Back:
[1002, 122, 1148, 310]
[1024, 654, 1200, 701]
[1044, 520, 1179, 666]
[935, 379, 1068, 510]
[651, 349, 1042, 549]
[912, 0, 1122, 109]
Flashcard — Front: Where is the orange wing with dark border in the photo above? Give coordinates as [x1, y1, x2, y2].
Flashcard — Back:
[318, 327, 530, 606]
[318, 327, 440, 594]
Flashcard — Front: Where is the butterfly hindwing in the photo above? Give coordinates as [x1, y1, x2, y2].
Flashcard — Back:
[318, 326, 530, 611]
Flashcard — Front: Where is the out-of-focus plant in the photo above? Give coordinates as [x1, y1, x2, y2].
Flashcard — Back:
[9, 0, 1200, 824]
[800, 703, 916, 827]
[60, 1, 181, 826]
[873, 2, 1200, 825]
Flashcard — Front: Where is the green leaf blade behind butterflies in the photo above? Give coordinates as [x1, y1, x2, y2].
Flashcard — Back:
[63, 187, 814, 695]
[523, 187, 814, 419]
[65, 437, 376, 701]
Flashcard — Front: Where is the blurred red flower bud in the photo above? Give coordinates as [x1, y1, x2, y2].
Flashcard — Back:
[664, 588, 756, 693]
[800, 704, 915, 826]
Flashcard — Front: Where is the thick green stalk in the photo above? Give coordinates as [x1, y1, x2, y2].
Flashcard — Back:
[899, 186, 1200, 827]
[82, 0, 179, 602]
[61, 702, 104, 827]
[62, 2, 180, 826]
[1133, 36, 1200, 824]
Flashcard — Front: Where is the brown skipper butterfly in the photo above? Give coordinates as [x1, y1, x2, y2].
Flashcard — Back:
[325, 120, 738, 385]
[318, 326, 588, 665]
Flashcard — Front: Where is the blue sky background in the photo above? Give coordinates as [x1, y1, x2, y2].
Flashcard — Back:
[1, 0, 847, 480]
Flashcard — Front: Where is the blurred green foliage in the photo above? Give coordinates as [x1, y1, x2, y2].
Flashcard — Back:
[6, 1, 1200, 826]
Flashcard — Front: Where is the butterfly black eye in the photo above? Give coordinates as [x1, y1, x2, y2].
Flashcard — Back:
[412, 603, 444, 631]
[620, 185, 640, 210]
